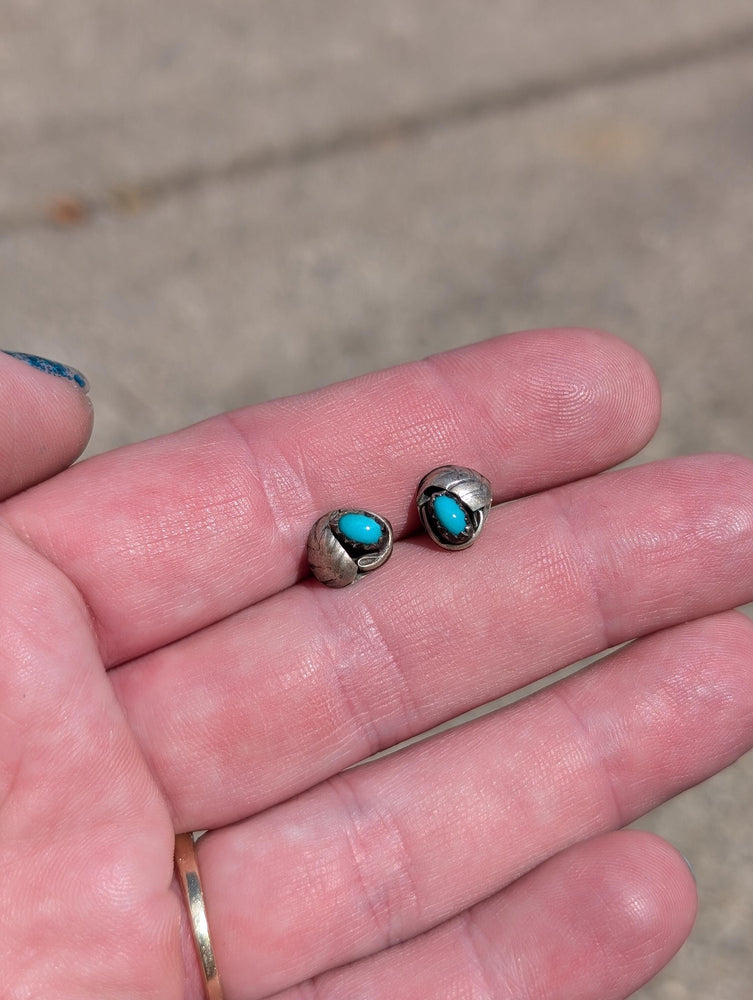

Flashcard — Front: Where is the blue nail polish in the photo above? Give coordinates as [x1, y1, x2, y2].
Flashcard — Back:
[2, 351, 89, 392]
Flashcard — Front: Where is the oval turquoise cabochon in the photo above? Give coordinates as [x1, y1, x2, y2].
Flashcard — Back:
[432, 494, 468, 536]
[338, 512, 383, 544]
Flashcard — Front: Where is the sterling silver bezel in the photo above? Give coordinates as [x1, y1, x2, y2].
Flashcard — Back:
[307, 508, 394, 587]
[416, 465, 492, 550]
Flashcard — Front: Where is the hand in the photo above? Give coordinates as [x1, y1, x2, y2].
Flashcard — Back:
[2, 329, 753, 999]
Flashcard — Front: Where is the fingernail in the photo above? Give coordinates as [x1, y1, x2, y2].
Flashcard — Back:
[679, 851, 696, 884]
[2, 351, 90, 392]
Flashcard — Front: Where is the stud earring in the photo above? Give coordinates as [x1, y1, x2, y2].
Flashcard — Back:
[307, 509, 394, 587]
[416, 465, 492, 550]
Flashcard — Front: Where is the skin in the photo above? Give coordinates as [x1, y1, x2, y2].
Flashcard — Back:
[1, 327, 752, 999]
[0, 350, 93, 496]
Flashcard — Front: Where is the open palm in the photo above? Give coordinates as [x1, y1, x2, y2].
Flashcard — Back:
[2, 329, 753, 1000]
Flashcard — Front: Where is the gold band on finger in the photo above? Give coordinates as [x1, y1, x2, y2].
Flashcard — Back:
[174, 833, 224, 1000]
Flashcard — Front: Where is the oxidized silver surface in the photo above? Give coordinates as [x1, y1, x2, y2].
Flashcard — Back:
[415, 464, 492, 550]
[307, 509, 394, 587]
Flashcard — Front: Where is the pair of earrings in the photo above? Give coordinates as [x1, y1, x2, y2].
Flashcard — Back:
[307, 465, 492, 588]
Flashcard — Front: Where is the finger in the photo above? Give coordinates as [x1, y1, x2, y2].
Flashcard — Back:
[274, 831, 696, 1000]
[192, 611, 753, 997]
[0, 525, 181, 998]
[0, 351, 92, 499]
[2, 328, 659, 663]
[112, 453, 753, 831]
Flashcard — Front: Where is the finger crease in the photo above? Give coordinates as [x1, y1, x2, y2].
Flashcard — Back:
[328, 771, 422, 949]
[550, 488, 613, 651]
[552, 682, 626, 830]
[459, 905, 504, 1000]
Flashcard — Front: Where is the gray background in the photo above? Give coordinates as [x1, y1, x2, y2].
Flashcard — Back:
[2, 3, 753, 996]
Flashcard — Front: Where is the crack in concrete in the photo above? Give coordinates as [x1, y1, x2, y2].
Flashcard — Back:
[2, 22, 753, 236]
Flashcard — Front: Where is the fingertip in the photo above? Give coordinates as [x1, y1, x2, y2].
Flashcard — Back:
[0, 351, 94, 499]
[537, 327, 662, 452]
[423, 327, 662, 495]
[509, 830, 699, 998]
[593, 328, 662, 449]
[592, 829, 698, 947]
[517, 326, 662, 469]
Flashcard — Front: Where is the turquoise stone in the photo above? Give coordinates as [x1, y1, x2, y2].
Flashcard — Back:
[338, 512, 383, 545]
[433, 494, 467, 536]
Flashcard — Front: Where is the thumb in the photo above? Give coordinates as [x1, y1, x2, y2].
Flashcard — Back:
[0, 350, 93, 498]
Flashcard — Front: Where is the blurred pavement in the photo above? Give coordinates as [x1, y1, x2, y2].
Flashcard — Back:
[2, 3, 753, 996]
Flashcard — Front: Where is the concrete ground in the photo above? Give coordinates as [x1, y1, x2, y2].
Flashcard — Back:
[2, 2, 753, 996]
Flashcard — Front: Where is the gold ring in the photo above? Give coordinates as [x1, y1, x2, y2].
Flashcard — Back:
[174, 833, 224, 1000]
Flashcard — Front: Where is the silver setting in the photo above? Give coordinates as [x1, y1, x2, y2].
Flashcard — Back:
[307, 509, 394, 587]
[416, 465, 492, 550]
